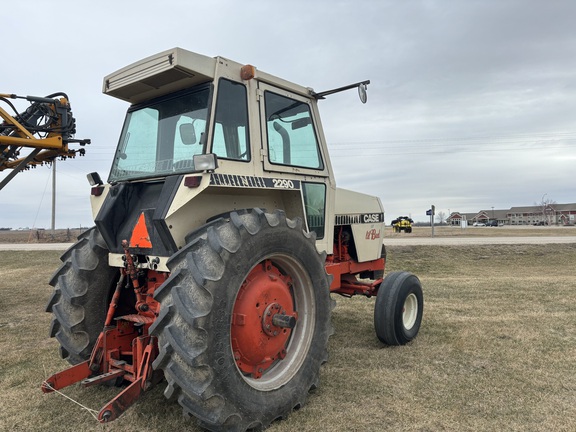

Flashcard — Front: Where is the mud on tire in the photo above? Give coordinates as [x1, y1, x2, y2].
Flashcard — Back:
[46, 227, 117, 364]
[150, 209, 333, 431]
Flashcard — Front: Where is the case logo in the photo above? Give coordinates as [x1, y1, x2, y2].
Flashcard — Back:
[363, 213, 382, 223]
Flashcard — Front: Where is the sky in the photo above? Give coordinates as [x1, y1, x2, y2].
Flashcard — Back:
[2, 0, 575, 228]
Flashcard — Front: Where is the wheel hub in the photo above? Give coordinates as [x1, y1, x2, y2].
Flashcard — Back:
[231, 260, 297, 379]
[402, 293, 418, 330]
[262, 303, 297, 336]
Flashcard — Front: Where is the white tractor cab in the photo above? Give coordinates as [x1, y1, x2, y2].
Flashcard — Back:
[90, 48, 383, 272]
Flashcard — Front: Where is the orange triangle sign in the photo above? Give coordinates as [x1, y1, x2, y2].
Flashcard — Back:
[130, 212, 152, 248]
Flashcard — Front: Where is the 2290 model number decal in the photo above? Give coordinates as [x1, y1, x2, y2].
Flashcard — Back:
[211, 173, 301, 190]
[272, 178, 296, 189]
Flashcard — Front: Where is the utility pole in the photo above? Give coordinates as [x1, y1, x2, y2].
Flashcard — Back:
[427, 205, 435, 237]
[431, 205, 435, 237]
[51, 159, 56, 231]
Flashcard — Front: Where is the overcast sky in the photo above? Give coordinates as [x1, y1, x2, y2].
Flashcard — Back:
[2, 0, 575, 228]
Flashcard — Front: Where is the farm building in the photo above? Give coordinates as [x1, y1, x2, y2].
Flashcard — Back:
[447, 203, 576, 226]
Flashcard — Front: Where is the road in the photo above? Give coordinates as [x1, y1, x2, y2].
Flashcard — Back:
[1, 236, 575, 251]
[384, 236, 576, 246]
[0, 243, 72, 251]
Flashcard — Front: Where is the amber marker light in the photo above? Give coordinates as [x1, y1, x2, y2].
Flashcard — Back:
[240, 64, 256, 80]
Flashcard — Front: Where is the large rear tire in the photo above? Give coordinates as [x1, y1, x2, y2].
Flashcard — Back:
[151, 209, 332, 431]
[374, 271, 423, 345]
[46, 227, 117, 364]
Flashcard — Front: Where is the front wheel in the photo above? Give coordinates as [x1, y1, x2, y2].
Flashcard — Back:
[374, 271, 423, 345]
[151, 209, 332, 431]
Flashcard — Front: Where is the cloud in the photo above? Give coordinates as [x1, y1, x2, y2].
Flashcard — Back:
[2, 0, 575, 228]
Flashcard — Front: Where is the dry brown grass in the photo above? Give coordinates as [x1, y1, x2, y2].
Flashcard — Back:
[390, 225, 576, 238]
[1, 244, 575, 431]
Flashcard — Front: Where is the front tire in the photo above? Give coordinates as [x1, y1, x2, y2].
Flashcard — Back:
[374, 271, 423, 345]
[151, 209, 332, 431]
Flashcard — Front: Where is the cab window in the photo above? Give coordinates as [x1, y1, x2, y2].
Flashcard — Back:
[109, 87, 210, 181]
[264, 91, 323, 170]
[211, 78, 250, 161]
[302, 182, 326, 239]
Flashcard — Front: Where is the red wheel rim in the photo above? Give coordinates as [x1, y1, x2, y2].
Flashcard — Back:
[231, 260, 297, 379]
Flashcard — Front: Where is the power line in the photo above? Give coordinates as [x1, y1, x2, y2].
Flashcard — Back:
[330, 146, 572, 157]
[329, 139, 576, 150]
[329, 131, 576, 146]
[327, 132, 576, 156]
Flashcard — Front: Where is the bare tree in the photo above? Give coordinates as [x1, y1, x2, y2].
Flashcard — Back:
[436, 211, 446, 225]
[536, 194, 557, 225]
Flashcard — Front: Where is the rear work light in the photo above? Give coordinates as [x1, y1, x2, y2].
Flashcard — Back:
[193, 153, 218, 171]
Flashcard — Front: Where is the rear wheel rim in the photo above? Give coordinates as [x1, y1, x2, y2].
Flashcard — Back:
[231, 254, 315, 391]
[402, 293, 418, 330]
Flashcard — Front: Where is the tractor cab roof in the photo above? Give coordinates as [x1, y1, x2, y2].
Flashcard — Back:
[103, 47, 312, 104]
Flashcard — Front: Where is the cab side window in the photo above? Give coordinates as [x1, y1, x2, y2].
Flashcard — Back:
[264, 91, 323, 170]
[212, 78, 250, 161]
[302, 182, 326, 239]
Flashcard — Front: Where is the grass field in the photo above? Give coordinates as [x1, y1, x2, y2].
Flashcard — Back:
[392, 224, 576, 238]
[0, 224, 574, 245]
[1, 244, 575, 431]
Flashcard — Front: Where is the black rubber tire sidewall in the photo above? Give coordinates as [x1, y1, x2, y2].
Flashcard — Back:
[374, 271, 423, 345]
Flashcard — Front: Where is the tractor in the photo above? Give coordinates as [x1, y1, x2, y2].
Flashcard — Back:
[392, 216, 414, 233]
[43, 48, 424, 431]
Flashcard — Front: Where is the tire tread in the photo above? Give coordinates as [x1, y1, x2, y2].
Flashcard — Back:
[151, 209, 331, 431]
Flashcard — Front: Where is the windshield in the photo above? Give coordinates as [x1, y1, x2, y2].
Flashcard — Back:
[109, 86, 210, 182]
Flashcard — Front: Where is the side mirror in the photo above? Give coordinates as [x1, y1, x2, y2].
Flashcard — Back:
[358, 83, 368, 104]
[312, 80, 370, 103]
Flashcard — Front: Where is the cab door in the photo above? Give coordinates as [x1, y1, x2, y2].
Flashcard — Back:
[258, 83, 328, 177]
[258, 82, 333, 252]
